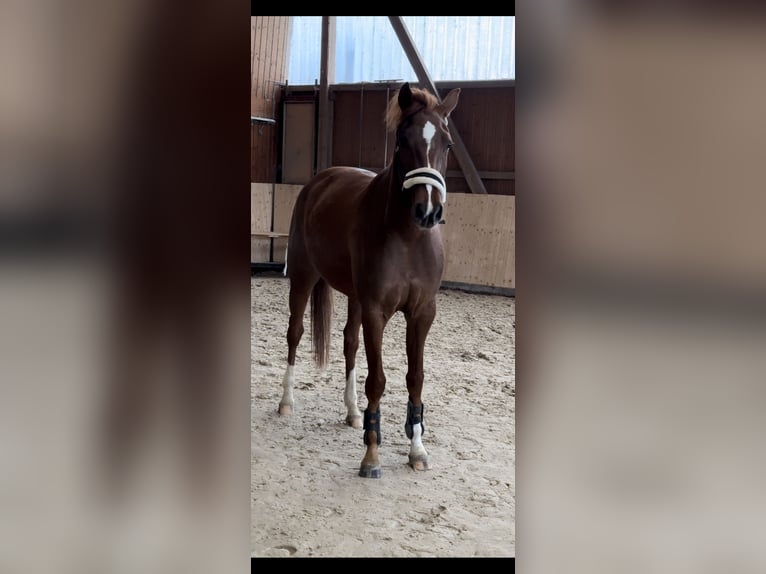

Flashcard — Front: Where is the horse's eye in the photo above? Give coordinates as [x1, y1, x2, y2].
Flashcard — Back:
[446, 143, 454, 152]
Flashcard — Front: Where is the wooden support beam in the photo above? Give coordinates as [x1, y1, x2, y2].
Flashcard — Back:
[317, 17, 336, 172]
[388, 16, 488, 194]
[357, 167, 515, 181]
[251, 232, 290, 239]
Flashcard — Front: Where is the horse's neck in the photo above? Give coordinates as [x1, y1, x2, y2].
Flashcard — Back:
[374, 161, 411, 231]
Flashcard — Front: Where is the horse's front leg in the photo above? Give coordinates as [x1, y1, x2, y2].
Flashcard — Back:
[358, 307, 389, 478]
[404, 301, 436, 471]
[343, 297, 363, 428]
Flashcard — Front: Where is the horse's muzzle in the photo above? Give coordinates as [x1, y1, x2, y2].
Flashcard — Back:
[414, 203, 443, 229]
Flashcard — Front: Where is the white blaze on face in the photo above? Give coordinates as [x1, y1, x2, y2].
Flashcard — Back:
[422, 121, 437, 215]
[423, 121, 436, 166]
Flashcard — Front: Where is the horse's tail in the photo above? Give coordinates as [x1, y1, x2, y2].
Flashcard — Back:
[311, 278, 333, 370]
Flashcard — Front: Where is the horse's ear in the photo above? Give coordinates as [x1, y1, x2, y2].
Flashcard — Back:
[398, 82, 413, 110]
[438, 88, 461, 118]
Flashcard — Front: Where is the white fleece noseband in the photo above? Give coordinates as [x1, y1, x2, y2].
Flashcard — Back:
[402, 167, 447, 203]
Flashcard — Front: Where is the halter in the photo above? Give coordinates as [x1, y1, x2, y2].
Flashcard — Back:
[402, 167, 447, 203]
[394, 113, 449, 204]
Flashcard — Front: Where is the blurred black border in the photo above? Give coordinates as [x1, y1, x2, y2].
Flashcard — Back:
[251, 557, 515, 567]
[250, 7, 516, 17]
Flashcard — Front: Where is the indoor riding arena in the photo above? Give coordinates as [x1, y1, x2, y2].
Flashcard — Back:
[251, 17, 515, 558]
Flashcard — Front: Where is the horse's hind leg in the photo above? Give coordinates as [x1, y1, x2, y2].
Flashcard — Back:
[343, 297, 363, 428]
[404, 300, 436, 471]
[279, 273, 317, 416]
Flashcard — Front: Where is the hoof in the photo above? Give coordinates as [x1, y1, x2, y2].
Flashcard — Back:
[359, 464, 382, 478]
[346, 415, 362, 429]
[278, 404, 293, 416]
[409, 455, 431, 471]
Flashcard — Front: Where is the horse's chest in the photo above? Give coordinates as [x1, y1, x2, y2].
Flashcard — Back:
[354, 236, 442, 304]
[384, 237, 441, 271]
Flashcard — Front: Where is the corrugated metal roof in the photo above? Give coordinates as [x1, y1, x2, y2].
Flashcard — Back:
[286, 16, 515, 85]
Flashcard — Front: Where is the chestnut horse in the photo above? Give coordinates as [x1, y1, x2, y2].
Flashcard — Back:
[279, 83, 460, 478]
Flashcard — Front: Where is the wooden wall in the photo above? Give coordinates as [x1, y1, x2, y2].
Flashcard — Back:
[440, 193, 515, 288]
[251, 17, 289, 117]
[251, 184, 514, 288]
[251, 183, 302, 264]
[250, 183, 271, 263]
[251, 16, 290, 183]
[329, 82, 515, 196]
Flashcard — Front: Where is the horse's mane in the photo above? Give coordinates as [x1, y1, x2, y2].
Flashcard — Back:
[385, 86, 440, 132]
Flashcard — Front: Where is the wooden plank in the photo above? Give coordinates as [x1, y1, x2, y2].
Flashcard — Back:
[331, 91, 361, 167]
[282, 101, 315, 184]
[360, 90, 389, 169]
[272, 184, 303, 262]
[317, 16, 336, 172]
[252, 17, 266, 116]
[326, 80, 516, 91]
[251, 122, 277, 183]
[263, 17, 275, 116]
[272, 184, 303, 233]
[447, 87, 514, 173]
[275, 17, 287, 86]
[250, 18, 256, 83]
[265, 17, 276, 105]
[250, 183, 272, 262]
[354, 166, 515, 181]
[388, 16, 488, 195]
[251, 183, 272, 233]
[440, 194, 515, 288]
[251, 236, 270, 265]
[252, 182, 300, 263]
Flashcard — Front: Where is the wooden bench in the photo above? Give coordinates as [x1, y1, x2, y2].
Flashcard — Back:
[251, 232, 289, 273]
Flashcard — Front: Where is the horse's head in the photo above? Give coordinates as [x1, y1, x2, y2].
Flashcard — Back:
[387, 82, 460, 229]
